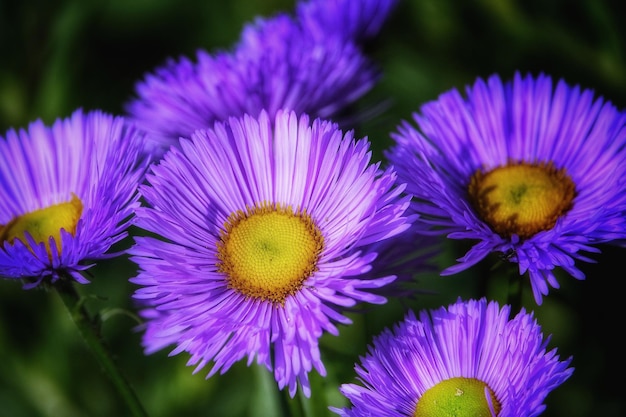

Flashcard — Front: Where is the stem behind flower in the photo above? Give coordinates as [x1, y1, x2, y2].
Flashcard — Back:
[53, 277, 150, 417]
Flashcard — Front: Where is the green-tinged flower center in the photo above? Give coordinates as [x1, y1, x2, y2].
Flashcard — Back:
[0, 194, 83, 256]
[468, 161, 575, 239]
[217, 202, 324, 305]
[414, 377, 501, 417]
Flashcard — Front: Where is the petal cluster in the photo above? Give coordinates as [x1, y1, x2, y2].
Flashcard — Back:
[360, 223, 441, 300]
[296, 0, 399, 42]
[126, 11, 379, 157]
[387, 72, 626, 303]
[130, 109, 413, 397]
[332, 297, 573, 417]
[0, 109, 147, 287]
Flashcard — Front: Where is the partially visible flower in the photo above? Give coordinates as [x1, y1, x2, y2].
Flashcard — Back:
[296, 0, 399, 43]
[0, 109, 146, 288]
[129, 109, 413, 397]
[332, 297, 573, 417]
[387, 72, 626, 304]
[361, 222, 440, 300]
[126, 12, 379, 157]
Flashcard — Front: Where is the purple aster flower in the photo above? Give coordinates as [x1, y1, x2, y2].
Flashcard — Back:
[332, 297, 573, 417]
[0, 109, 146, 288]
[129, 109, 413, 397]
[296, 0, 399, 43]
[387, 72, 626, 304]
[125, 12, 379, 158]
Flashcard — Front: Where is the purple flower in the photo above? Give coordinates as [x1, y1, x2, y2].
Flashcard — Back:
[332, 297, 573, 417]
[129, 109, 413, 397]
[0, 109, 146, 287]
[296, 0, 399, 42]
[387, 72, 626, 304]
[125, 12, 379, 158]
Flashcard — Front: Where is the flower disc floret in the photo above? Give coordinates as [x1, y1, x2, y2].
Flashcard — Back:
[414, 377, 501, 417]
[469, 161, 576, 239]
[217, 202, 324, 305]
[1, 194, 83, 257]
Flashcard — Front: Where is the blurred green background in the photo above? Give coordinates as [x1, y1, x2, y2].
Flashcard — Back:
[0, 0, 625, 416]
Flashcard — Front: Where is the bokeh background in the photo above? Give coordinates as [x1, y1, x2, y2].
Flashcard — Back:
[1, 0, 625, 416]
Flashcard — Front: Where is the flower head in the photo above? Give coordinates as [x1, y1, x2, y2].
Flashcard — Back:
[0, 109, 146, 287]
[129, 109, 413, 397]
[296, 0, 399, 43]
[332, 297, 573, 417]
[387, 72, 626, 304]
[125, 12, 379, 158]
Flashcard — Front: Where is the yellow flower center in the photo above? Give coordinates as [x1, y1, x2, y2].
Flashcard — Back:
[468, 161, 575, 239]
[0, 194, 83, 256]
[216, 202, 324, 305]
[414, 377, 501, 417]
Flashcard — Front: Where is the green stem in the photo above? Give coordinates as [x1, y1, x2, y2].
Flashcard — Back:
[298, 378, 325, 417]
[53, 277, 150, 417]
[279, 387, 304, 417]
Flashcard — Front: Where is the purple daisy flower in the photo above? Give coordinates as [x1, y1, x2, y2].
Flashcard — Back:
[296, 0, 399, 43]
[129, 109, 413, 397]
[387, 72, 626, 304]
[0, 109, 146, 288]
[125, 12, 379, 158]
[332, 297, 573, 417]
